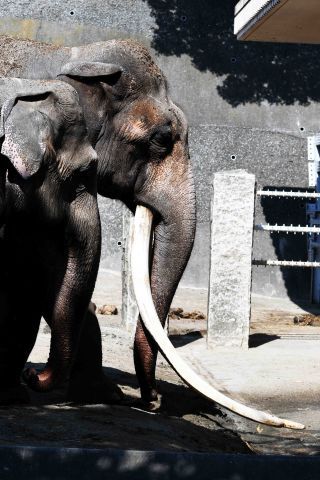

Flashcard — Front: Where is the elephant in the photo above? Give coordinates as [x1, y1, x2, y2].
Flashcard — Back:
[0, 77, 102, 401]
[0, 39, 197, 405]
[0, 39, 303, 428]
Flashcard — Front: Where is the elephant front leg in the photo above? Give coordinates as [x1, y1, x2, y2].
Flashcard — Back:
[24, 194, 101, 392]
[24, 256, 92, 391]
[133, 221, 189, 404]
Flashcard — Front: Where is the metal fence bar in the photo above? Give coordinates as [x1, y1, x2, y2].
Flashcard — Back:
[257, 190, 320, 198]
[253, 259, 320, 267]
[255, 224, 320, 234]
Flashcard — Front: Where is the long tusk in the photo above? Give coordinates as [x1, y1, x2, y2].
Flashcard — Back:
[131, 205, 305, 430]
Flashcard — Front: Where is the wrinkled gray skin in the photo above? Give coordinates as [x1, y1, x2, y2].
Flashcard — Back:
[0, 78, 101, 399]
[1, 39, 196, 403]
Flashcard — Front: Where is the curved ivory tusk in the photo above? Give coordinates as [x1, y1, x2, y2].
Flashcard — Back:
[131, 205, 305, 430]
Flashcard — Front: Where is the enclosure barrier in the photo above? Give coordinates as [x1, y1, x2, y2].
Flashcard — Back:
[253, 191, 320, 268]
[208, 163, 320, 348]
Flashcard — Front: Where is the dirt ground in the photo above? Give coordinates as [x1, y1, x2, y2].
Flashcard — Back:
[4, 272, 250, 455]
[0, 316, 249, 454]
[1, 277, 319, 455]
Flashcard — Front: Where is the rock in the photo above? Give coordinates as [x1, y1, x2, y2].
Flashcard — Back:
[169, 307, 184, 319]
[170, 307, 184, 315]
[293, 314, 320, 326]
[169, 307, 206, 320]
[180, 310, 206, 320]
[98, 305, 118, 315]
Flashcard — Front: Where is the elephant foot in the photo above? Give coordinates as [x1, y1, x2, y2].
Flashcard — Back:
[22, 366, 61, 392]
[66, 371, 124, 404]
[140, 386, 158, 403]
[129, 396, 161, 412]
[137, 388, 161, 411]
[0, 384, 30, 405]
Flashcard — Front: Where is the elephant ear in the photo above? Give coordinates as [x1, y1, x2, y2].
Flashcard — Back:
[0, 79, 53, 179]
[59, 62, 122, 83]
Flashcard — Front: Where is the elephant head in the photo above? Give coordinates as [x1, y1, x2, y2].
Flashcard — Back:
[0, 78, 100, 392]
[56, 40, 302, 429]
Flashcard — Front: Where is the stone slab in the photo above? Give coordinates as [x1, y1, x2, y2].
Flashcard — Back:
[207, 170, 255, 349]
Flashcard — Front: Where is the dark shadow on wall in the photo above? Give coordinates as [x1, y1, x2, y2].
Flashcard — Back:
[143, 0, 320, 106]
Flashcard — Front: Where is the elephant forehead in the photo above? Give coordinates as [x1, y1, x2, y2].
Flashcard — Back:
[118, 119, 147, 141]
[126, 99, 168, 126]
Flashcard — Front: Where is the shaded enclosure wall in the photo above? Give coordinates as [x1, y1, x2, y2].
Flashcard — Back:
[1, 0, 320, 300]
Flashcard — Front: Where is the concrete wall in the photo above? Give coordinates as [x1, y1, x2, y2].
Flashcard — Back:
[1, 0, 320, 301]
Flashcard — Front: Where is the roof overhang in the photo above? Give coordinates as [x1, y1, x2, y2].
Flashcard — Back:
[235, 0, 320, 44]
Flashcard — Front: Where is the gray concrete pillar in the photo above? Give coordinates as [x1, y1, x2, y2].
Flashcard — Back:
[207, 170, 255, 349]
[121, 207, 139, 338]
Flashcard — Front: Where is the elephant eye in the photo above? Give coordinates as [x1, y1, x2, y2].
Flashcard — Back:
[150, 125, 172, 149]
[149, 126, 173, 159]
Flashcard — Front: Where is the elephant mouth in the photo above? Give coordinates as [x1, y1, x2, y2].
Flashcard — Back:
[131, 205, 305, 430]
